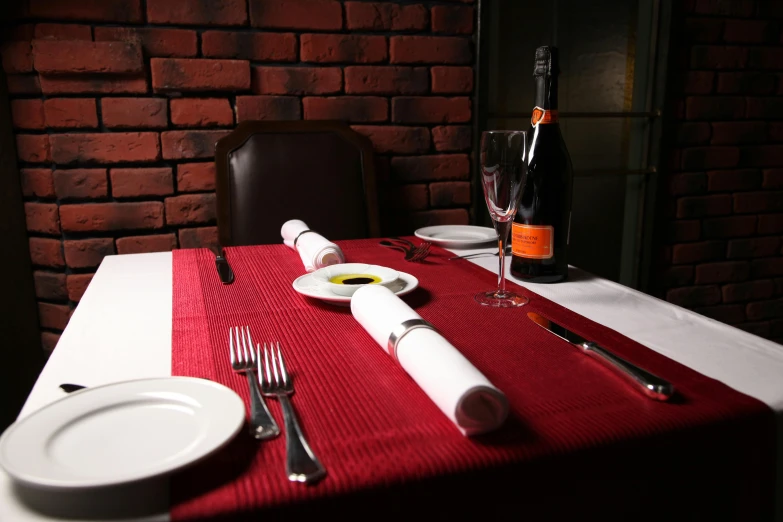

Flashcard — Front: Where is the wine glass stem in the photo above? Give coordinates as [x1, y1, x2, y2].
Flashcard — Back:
[496, 220, 512, 297]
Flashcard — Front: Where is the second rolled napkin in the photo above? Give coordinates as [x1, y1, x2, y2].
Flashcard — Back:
[351, 285, 509, 436]
[281, 219, 345, 272]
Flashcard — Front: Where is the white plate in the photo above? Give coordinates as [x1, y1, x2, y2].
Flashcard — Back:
[414, 225, 497, 248]
[294, 270, 419, 305]
[0, 377, 245, 490]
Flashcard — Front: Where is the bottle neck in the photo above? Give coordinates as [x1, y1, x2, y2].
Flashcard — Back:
[532, 75, 559, 126]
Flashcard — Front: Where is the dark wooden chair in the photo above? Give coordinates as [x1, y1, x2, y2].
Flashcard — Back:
[214, 121, 380, 247]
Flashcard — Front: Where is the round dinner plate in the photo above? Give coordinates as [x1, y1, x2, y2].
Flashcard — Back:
[414, 225, 497, 248]
[293, 270, 419, 305]
[0, 377, 245, 490]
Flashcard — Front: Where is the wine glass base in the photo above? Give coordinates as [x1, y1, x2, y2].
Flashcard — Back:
[474, 290, 528, 307]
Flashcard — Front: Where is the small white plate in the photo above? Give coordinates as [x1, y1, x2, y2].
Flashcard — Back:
[0, 377, 245, 490]
[294, 270, 419, 305]
[414, 225, 497, 248]
[311, 263, 400, 297]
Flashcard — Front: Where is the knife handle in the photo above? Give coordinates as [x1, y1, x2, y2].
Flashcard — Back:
[580, 342, 674, 401]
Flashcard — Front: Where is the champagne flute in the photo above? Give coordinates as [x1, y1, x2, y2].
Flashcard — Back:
[475, 130, 528, 307]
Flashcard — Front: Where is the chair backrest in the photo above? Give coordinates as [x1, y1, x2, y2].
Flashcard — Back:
[214, 121, 380, 247]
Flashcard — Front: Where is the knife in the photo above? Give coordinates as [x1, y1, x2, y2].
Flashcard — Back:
[527, 312, 674, 401]
[215, 246, 235, 284]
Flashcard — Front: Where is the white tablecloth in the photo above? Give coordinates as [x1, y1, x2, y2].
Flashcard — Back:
[3, 247, 783, 521]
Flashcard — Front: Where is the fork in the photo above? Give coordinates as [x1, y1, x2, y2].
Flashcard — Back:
[259, 342, 326, 484]
[379, 240, 431, 262]
[229, 326, 280, 440]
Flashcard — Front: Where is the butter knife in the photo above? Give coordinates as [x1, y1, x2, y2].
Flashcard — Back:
[215, 246, 234, 284]
[527, 312, 674, 401]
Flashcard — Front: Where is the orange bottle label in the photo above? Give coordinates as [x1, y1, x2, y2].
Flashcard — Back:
[512, 223, 554, 259]
[531, 107, 558, 126]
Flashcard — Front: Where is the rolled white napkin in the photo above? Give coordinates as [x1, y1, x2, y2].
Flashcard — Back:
[281, 219, 345, 272]
[351, 285, 509, 436]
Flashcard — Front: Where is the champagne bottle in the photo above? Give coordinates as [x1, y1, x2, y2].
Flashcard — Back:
[510, 46, 574, 283]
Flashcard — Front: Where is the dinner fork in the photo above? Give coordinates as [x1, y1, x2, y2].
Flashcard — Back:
[379, 240, 431, 262]
[259, 342, 326, 484]
[229, 326, 280, 440]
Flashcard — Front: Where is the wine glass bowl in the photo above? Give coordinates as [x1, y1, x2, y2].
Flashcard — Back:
[475, 131, 529, 307]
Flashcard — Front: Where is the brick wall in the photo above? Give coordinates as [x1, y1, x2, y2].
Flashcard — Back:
[660, 0, 782, 344]
[1, 0, 475, 352]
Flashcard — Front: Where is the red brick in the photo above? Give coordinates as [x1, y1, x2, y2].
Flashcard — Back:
[677, 123, 711, 145]
[747, 299, 783, 321]
[666, 286, 721, 308]
[11, 99, 45, 130]
[689, 1, 754, 17]
[43, 98, 98, 129]
[253, 66, 341, 95]
[391, 36, 471, 64]
[7, 75, 41, 95]
[758, 214, 783, 235]
[752, 258, 783, 278]
[344, 66, 428, 94]
[685, 18, 723, 43]
[29, 238, 64, 268]
[111, 168, 174, 197]
[20, 169, 55, 198]
[694, 304, 745, 324]
[161, 130, 232, 160]
[38, 302, 71, 330]
[746, 97, 783, 119]
[60, 202, 164, 232]
[29, 0, 142, 22]
[676, 195, 732, 218]
[146, 0, 246, 25]
[151, 59, 250, 92]
[747, 47, 783, 70]
[303, 97, 387, 122]
[382, 184, 429, 211]
[345, 2, 428, 31]
[724, 20, 777, 44]
[667, 220, 701, 242]
[249, 0, 342, 30]
[392, 97, 470, 123]
[681, 147, 739, 170]
[391, 155, 469, 182]
[771, 123, 783, 142]
[53, 169, 108, 200]
[351, 125, 430, 154]
[711, 122, 766, 145]
[661, 266, 694, 287]
[694, 261, 750, 284]
[116, 234, 177, 255]
[63, 238, 114, 268]
[34, 271, 67, 301]
[668, 173, 706, 196]
[235, 95, 301, 121]
[703, 216, 757, 238]
[165, 194, 217, 225]
[101, 98, 168, 129]
[32, 40, 143, 75]
[16, 134, 50, 163]
[6, 25, 34, 41]
[41, 332, 61, 352]
[301, 34, 387, 63]
[740, 145, 783, 167]
[723, 280, 774, 304]
[35, 23, 92, 40]
[429, 181, 470, 207]
[178, 227, 219, 250]
[685, 97, 745, 120]
[671, 241, 725, 264]
[39, 75, 148, 95]
[94, 27, 197, 58]
[717, 72, 776, 95]
[202, 31, 296, 62]
[734, 191, 783, 213]
[707, 169, 761, 191]
[432, 125, 471, 151]
[684, 71, 714, 94]
[177, 163, 215, 192]
[431, 5, 473, 34]
[690, 46, 747, 69]
[2, 42, 33, 73]
[171, 98, 234, 127]
[51, 133, 160, 164]
[727, 237, 781, 259]
[409, 209, 469, 227]
[25, 203, 60, 234]
[66, 273, 94, 302]
[431, 66, 473, 94]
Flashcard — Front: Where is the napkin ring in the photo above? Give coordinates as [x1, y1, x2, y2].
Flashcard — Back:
[387, 319, 434, 363]
[293, 229, 316, 248]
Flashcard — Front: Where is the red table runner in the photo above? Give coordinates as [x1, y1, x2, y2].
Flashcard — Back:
[171, 240, 775, 521]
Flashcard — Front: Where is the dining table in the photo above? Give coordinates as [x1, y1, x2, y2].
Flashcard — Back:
[2, 238, 783, 522]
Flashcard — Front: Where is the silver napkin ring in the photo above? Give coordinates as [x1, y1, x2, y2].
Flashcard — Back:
[293, 229, 316, 247]
[387, 319, 434, 363]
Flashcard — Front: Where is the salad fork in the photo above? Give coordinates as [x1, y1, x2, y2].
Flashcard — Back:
[379, 240, 431, 262]
[259, 342, 326, 484]
[229, 326, 280, 440]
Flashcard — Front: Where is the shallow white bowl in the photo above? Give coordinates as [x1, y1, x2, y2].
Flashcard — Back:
[310, 263, 399, 297]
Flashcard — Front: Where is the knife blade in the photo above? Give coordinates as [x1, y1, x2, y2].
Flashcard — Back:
[215, 246, 234, 284]
[527, 311, 674, 401]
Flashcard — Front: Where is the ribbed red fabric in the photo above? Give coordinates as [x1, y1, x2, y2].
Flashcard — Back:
[171, 240, 775, 521]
